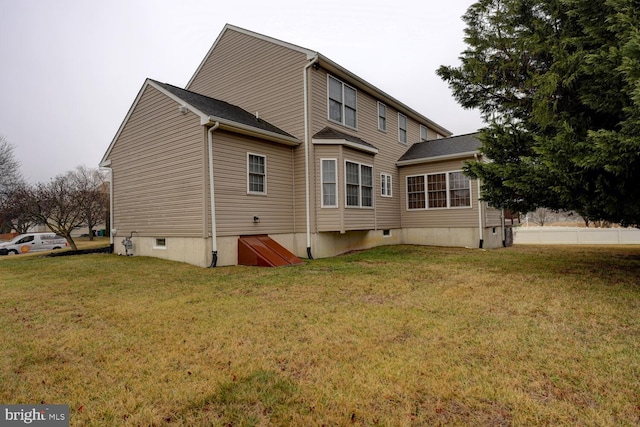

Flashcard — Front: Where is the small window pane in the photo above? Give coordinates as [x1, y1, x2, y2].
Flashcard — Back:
[407, 176, 425, 209]
[378, 103, 386, 131]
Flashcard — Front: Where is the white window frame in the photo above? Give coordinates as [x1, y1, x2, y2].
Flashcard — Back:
[406, 175, 426, 210]
[398, 113, 407, 144]
[247, 153, 267, 195]
[381, 173, 392, 197]
[321, 158, 338, 208]
[420, 125, 428, 142]
[153, 238, 167, 249]
[328, 75, 357, 129]
[378, 102, 387, 132]
[405, 170, 472, 210]
[345, 160, 374, 209]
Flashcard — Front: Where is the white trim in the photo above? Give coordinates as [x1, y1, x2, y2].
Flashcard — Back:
[187, 24, 316, 89]
[312, 138, 378, 155]
[247, 152, 267, 195]
[420, 124, 428, 142]
[184, 23, 451, 136]
[327, 75, 358, 130]
[377, 101, 387, 132]
[320, 158, 338, 208]
[344, 160, 374, 209]
[381, 172, 392, 198]
[405, 170, 473, 211]
[153, 238, 167, 249]
[398, 112, 407, 144]
[396, 151, 480, 166]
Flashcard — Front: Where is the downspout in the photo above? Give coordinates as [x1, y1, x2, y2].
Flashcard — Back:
[108, 167, 114, 253]
[501, 209, 506, 247]
[207, 122, 220, 267]
[474, 153, 483, 249]
[99, 163, 114, 254]
[303, 55, 319, 259]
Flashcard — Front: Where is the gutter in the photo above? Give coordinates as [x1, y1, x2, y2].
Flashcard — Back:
[303, 55, 319, 259]
[207, 122, 220, 266]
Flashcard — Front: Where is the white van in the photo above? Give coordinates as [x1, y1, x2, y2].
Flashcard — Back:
[0, 233, 69, 255]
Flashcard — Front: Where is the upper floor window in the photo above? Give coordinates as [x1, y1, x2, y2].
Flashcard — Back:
[321, 159, 338, 208]
[378, 102, 387, 131]
[398, 113, 407, 143]
[406, 171, 471, 210]
[420, 125, 428, 142]
[328, 76, 357, 129]
[381, 173, 392, 197]
[247, 153, 266, 194]
[345, 161, 373, 208]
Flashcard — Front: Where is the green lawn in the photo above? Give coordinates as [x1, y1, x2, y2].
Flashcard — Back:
[1, 245, 639, 426]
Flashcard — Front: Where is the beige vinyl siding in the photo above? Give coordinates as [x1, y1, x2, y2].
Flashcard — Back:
[310, 68, 443, 231]
[187, 28, 308, 140]
[314, 145, 341, 232]
[342, 148, 375, 231]
[400, 159, 480, 229]
[109, 86, 206, 237]
[213, 131, 295, 236]
[188, 28, 311, 235]
[485, 203, 504, 227]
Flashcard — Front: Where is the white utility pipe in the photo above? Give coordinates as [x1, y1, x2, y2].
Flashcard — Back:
[207, 122, 220, 266]
[303, 55, 318, 259]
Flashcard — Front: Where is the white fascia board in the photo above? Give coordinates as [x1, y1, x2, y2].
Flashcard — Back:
[100, 78, 154, 166]
[203, 116, 300, 146]
[317, 54, 452, 137]
[186, 24, 317, 89]
[396, 151, 479, 166]
[312, 138, 379, 155]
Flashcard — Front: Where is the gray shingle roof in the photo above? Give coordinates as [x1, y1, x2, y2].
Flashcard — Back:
[312, 127, 378, 151]
[398, 133, 481, 163]
[151, 80, 296, 140]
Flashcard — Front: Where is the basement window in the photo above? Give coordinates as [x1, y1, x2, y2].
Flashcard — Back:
[154, 238, 167, 249]
[383, 229, 391, 237]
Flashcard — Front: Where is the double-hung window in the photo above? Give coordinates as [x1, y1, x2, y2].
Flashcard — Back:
[328, 76, 357, 128]
[420, 125, 428, 142]
[321, 159, 337, 207]
[398, 113, 407, 143]
[247, 153, 266, 194]
[381, 173, 392, 197]
[406, 171, 471, 210]
[345, 161, 373, 208]
[378, 102, 387, 131]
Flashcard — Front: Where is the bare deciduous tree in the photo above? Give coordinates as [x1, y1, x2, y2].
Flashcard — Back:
[0, 136, 25, 232]
[30, 173, 87, 250]
[0, 184, 38, 234]
[529, 208, 556, 227]
[72, 166, 108, 240]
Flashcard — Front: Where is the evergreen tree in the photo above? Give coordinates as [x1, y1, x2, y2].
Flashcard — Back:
[438, 0, 640, 225]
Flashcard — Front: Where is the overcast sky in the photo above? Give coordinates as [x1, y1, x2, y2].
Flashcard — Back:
[1, 0, 483, 184]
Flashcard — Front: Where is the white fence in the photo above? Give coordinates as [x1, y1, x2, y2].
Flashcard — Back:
[514, 226, 640, 245]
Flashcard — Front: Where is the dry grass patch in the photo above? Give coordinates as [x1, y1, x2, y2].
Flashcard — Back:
[1, 245, 639, 426]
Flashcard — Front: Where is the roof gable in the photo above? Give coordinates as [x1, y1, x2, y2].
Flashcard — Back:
[185, 24, 451, 137]
[101, 79, 299, 166]
[187, 24, 315, 89]
[312, 127, 378, 154]
[397, 133, 482, 166]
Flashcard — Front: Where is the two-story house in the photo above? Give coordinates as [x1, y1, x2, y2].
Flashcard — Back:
[100, 24, 506, 267]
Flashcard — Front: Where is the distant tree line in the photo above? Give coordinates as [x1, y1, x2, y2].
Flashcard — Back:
[0, 135, 109, 251]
